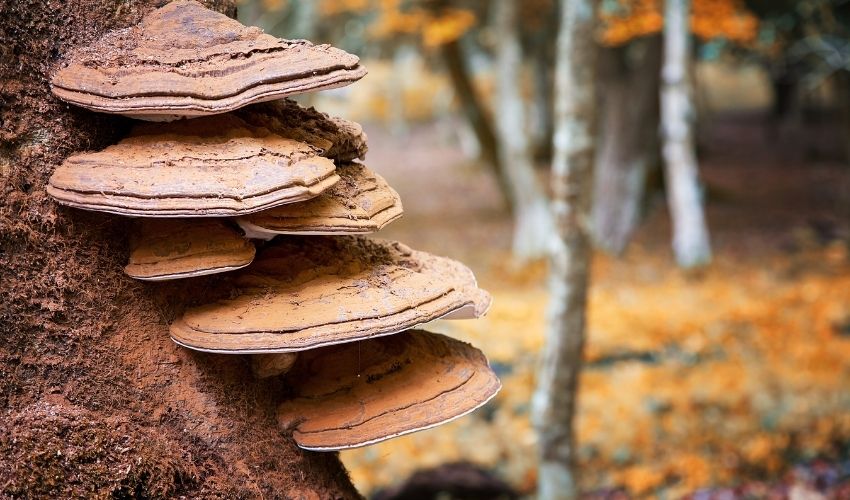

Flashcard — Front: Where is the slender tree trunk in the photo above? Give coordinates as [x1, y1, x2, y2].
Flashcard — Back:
[291, 0, 316, 40]
[531, 48, 556, 161]
[531, 0, 597, 497]
[441, 39, 513, 211]
[494, 0, 554, 260]
[592, 36, 662, 254]
[661, 0, 712, 268]
[837, 71, 850, 166]
[528, 14, 558, 163]
[0, 2, 359, 497]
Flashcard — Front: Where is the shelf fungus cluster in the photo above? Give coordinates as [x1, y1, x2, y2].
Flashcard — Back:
[49, 0, 500, 451]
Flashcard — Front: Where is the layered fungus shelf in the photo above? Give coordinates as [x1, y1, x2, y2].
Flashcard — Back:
[47, 0, 500, 453]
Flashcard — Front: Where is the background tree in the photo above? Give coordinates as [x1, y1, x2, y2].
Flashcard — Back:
[531, 0, 597, 498]
[745, 0, 850, 163]
[592, 0, 755, 257]
[661, 0, 713, 268]
[494, 0, 554, 259]
[592, 34, 662, 255]
[0, 2, 359, 497]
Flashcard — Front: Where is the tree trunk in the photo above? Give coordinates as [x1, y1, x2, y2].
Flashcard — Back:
[0, 2, 360, 498]
[494, 0, 554, 260]
[592, 36, 662, 255]
[531, 0, 597, 498]
[527, 12, 558, 163]
[837, 71, 850, 166]
[291, 0, 317, 40]
[441, 39, 513, 211]
[661, 0, 712, 268]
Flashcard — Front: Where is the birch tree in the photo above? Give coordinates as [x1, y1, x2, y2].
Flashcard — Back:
[441, 39, 511, 207]
[593, 36, 662, 254]
[494, 0, 555, 260]
[661, 0, 712, 267]
[531, 0, 598, 497]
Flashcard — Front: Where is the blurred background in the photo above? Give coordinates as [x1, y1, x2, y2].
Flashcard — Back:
[239, 0, 850, 497]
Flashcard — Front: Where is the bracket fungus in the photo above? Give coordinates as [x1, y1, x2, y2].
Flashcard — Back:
[124, 219, 255, 281]
[251, 353, 299, 379]
[237, 99, 368, 163]
[236, 163, 403, 239]
[50, 0, 367, 121]
[169, 236, 491, 354]
[47, 115, 338, 217]
[46, 0, 499, 457]
[277, 330, 501, 451]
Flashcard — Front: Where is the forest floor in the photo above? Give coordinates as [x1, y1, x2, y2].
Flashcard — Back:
[339, 111, 850, 498]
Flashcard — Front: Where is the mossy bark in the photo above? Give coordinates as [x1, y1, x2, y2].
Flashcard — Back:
[0, 1, 360, 498]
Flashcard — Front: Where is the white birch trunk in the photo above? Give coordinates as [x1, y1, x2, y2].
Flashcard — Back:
[531, 0, 597, 498]
[494, 0, 554, 260]
[661, 0, 712, 268]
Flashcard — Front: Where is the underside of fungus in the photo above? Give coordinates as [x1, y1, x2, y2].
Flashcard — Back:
[47, 115, 339, 217]
[169, 236, 491, 354]
[50, 0, 367, 120]
[237, 163, 403, 239]
[277, 330, 501, 451]
[124, 219, 255, 281]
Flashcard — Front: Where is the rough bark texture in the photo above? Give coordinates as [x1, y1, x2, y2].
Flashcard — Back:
[660, 0, 712, 268]
[0, 1, 360, 498]
[441, 39, 513, 211]
[494, 0, 554, 260]
[592, 36, 662, 255]
[531, 0, 597, 498]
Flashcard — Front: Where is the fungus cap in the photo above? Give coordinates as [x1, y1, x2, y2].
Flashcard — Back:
[125, 219, 255, 281]
[50, 0, 367, 120]
[169, 236, 490, 354]
[252, 353, 298, 379]
[237, 99, 368, 163]
[236, 163, 402, 239]
[277, 330, 501, 451]
[47, 115, 339, 217]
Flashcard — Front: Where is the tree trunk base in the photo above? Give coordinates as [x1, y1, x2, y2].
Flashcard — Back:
[0, 1, 360, 497]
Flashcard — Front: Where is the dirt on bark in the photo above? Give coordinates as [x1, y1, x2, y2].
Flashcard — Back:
[0, 1, 359, 498]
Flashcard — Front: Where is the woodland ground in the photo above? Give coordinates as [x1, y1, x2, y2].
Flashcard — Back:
[339, 111, 850, 498]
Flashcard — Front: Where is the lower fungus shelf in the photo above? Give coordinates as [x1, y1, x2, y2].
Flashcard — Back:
[168, 236, 491, 353]
[124, 218, 256, 281]
[276, 330, 501, 451]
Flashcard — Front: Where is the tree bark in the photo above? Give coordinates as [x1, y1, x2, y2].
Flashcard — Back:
[661, 0, 712, 268]
[0, 2, 359, 498]
[531, 0, 597, 497]
[592, 36, 662, 255]
[837, 71, 850, 166]
[527, 12, 558, 163]
[441, 39, 513, 211]
[494, 0, 554, 260]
